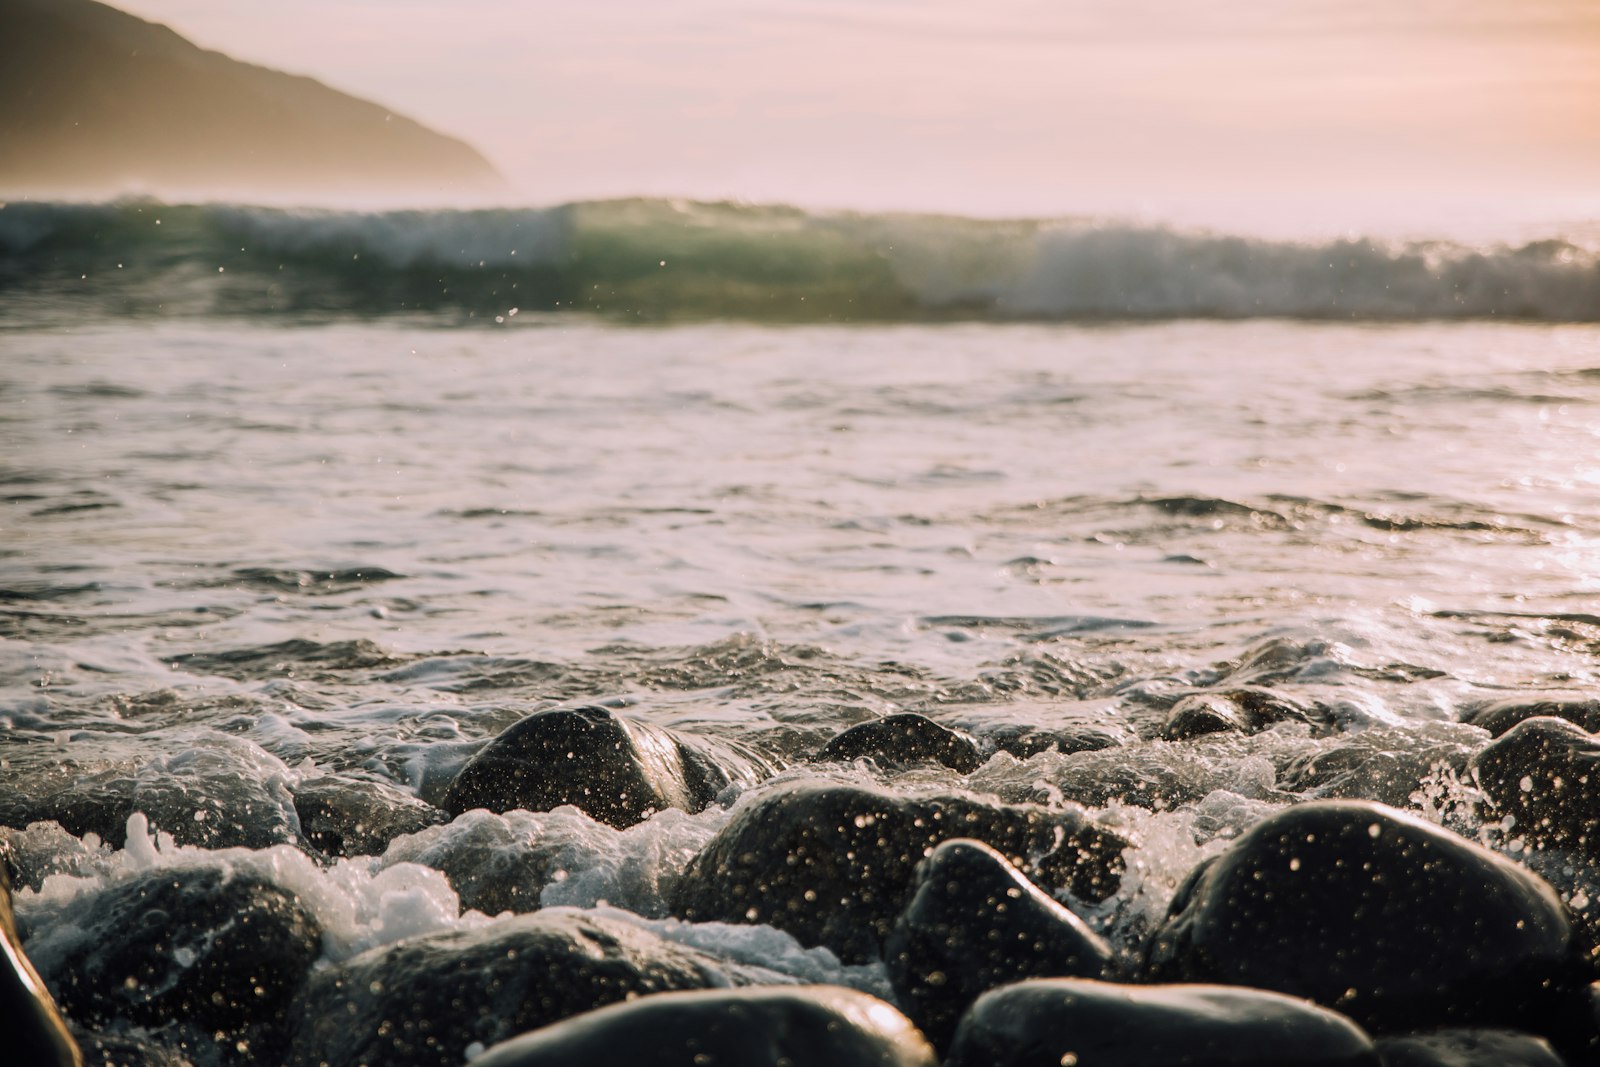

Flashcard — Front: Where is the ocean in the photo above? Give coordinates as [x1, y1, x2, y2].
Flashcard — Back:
[4, 197, 1600, 1065]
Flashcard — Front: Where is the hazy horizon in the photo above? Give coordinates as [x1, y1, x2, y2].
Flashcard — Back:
[40, 0, 1600, 236]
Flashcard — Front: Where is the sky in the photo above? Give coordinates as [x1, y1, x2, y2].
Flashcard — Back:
[116, 0, 1600, 232]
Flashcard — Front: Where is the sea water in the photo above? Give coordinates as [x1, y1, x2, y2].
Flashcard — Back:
[3, 198, 1600, 1063]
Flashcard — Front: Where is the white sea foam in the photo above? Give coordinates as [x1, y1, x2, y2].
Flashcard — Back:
[15, 813, 487, 965]
[378, 804, 728, 917]
[12, 807, 890, 1000]
[985, 225, 1600, 321]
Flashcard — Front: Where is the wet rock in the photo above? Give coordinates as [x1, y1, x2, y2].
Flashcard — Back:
[27, 865, 321, 1057]
[944, 978, 1379, 1067]
[1472, 717, 1600, 852]
[380, 809, 559, 915]
[1161, 687, 1315, 741]
[292, 774, 447, 859]
[1374, 1028, 1566, 1067]
[885, 839, 1114, 1050]
[443, 706, 778, 828]
[1224, 635, 1408, 688]
[70, 1025, 194, 1066]
[812, 713, 982, 773]
[470, 985, 938, 1067]
[1463, 693, 1600, 738]
[985, 723, 1127, 759]
[285, 909, 772, 1067]
[0, 734, 300, 851]
[671, 781, 1126, 964]
[1547, 981, 1600, 1063]
[2, 851, 82, 1067]
[1, 820, 109, 892]
[1144, 800, 1593, 1033]
[378, 805, 715, 917]
[1278, 724, 1483, 809]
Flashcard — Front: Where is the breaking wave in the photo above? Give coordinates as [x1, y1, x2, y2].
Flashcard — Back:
[2, 197, 1597, 322]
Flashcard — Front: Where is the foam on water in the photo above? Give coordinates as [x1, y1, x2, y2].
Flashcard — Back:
[11, 804, 888, 999]
[15, 813, 484, 967]
[378, 804, 728, 917]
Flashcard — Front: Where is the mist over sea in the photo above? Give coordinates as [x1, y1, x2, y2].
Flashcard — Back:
[5, 195, 1600, 1064]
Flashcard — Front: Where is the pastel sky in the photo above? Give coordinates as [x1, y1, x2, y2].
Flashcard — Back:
[117, 0, 1599, 229]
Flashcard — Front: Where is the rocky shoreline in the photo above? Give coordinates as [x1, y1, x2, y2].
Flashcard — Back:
[8, 697, 1600, 1067]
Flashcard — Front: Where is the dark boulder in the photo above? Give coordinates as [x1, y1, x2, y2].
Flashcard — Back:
[2, 821, 116, 893]
[469, 985, 938, 1067]
[671, 781, 1126, 964]
[2, 853, 81, 1067]
[70, 1026, 194, 1066]
[1463, 694, 1600, 738]
[0, 735, 301, 851]
[443, 706, 778, 828]
[1277, 725, 1482, 809]
[284, 909, 773, 1067]
[958, 701, 1135, 760]
[1374, 1028, 1566, 1067]
[27, 866, 320, 1057]
[945, 978, 1379, 1067]
[813, 713, 983, 773]
[292, 773, 447, 859]
[986, 723, 1128, 759]
[885, 839, 1114, 1050]
[1144, 800, 1593, 1034]
[1472, 716, 1600, 852]
[1546, 981, 1600, 1063]
[1161, 687, 1314, 742]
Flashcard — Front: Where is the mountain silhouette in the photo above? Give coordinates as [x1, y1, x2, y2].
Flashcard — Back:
[0, 0, 505, 199]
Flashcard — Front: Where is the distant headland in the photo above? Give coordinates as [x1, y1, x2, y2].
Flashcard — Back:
[0, 0, 505, 201]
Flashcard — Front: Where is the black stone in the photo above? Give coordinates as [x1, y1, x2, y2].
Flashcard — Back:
[1472, 716, 1600, 852]
[671, 781, 1126, 964]
[2, 853, 81, 1067]
[1545, 981, 1600, 1063]
[1161, 687, 1314, 741]
[284, 910, 773, 1067]
[812, 713, 983, 773]
[945, 978, 1379, 1067]
[0, 737, 301, 851]
[986, 723, 1127, 759]
[885, 839, 1114, 1050]
[33, 866, 320, 1055]
[1463, 694, 1600, 739]
[70, 1025, 195, 1066]
[292, 774, 447, 859]
[443, 706, 777, 828]
[1144, 800, 1593, 1034]
[1277, 727, 1481, 810]
[469, 985, 939, 1067]
[1374, 1028, 1566, 1067]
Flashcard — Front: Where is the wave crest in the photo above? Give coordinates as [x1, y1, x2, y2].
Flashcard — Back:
[2, 198, 1596, 322]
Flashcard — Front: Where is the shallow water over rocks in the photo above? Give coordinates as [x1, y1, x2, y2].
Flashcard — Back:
[6, 319, 1600, 1063]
